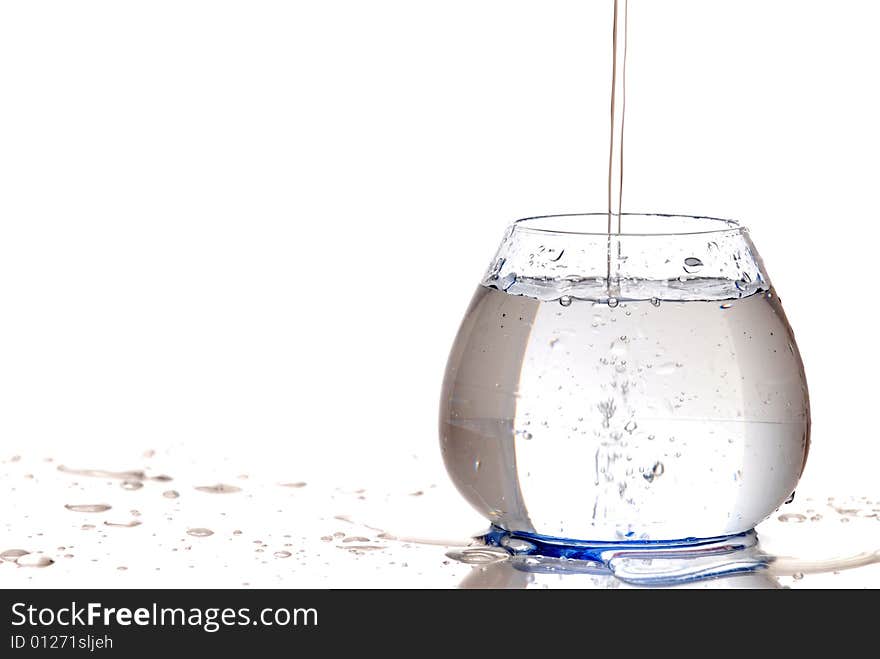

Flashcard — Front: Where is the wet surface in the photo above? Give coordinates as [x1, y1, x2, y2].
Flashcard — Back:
[1, 451, 877, 588]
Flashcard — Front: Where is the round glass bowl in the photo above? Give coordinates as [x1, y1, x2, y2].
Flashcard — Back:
[439, 214, 810, 543]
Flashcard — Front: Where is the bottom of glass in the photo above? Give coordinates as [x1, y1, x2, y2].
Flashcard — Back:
[480, 525, 768, 586]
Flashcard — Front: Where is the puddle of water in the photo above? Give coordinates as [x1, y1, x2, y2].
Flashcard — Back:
[4, 452, 877, 588]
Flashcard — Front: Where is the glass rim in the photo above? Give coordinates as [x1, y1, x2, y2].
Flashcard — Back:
[512, 213, 743, 237]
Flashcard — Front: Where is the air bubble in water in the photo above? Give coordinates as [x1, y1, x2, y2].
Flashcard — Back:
[643, 462, 665, 483]
[16, 554, 54, 568]
[187, 528, 214, 537]
[65, 504, 111, 513]
[683, 257, 704, 274]
[607, 297, 619, 308]
[559, 296, 572, 307]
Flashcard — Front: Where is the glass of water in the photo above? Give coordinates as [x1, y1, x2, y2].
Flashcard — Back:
[439, 213, 809, 546]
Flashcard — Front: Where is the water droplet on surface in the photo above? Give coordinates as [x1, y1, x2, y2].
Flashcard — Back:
[793, 572, 804, 581]
[65, 504, 111, 513]
[650, 297, 661, 307]
[607, 297, 619, 308]
[195, 484, 241, 494]
[274, 551, 292, 559]
[104, 520, 142, 528]
[121, 480, 143, 491]
[624, 420, 638, 434]
[778, 513, 806, 523]
[162, 490, 179, 499]
[559, 296, 572, 307]
[642, 462, 665, 483]
[187, 528, 214, 537]
[784, 491, 796, 504]
[499, 537, 536, 554]
[280, 482, 307, 488]
[720, 303, 732, 309]
[16, 554, 54, 568]
[0, 549, 29, 562]
[445, 546, 510, 565]
[683, 257, 703, 274]
[500, 272, 517, 291]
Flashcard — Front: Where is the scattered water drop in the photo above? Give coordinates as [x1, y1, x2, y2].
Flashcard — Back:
[720, 303, 732, 309]
[650, 297, 661, 307]
[121, 480, 143, 491]
[793, 572, 804, 581]
[104, 520, 142, 528]
[280, 482, 307, 488]
[342, 536, 371, 543]
[499, 537, 536, 554]
[162, 490, 179, 499]
[195, 484, 241, 494]
[16, 554, 54, 568]
[0, 549, 29, 562]
[607, 297, 619, 308]
[642, 462, 665, 483]
[624, 419, 638, 434]
[784, 491, 796, 504]
[500, 272, 518, 291]
[445, 546, 510, 565]
[65, 504, 111, 513]
[274, 551, 292, 559]
[559, 296, 572, 307]
[58, 466, 145, 481]
[187, 528, 214, 537]
[778, 513, 807, 523]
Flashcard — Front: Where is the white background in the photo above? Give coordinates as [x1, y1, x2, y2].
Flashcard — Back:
[0, 1, 878, 586]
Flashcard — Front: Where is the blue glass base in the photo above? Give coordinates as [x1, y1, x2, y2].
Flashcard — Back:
[479, 524, 768, 586]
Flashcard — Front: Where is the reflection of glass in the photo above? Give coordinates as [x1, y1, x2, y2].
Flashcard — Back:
[458, 555, 782, 590]
[440, 214, 810, 544]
